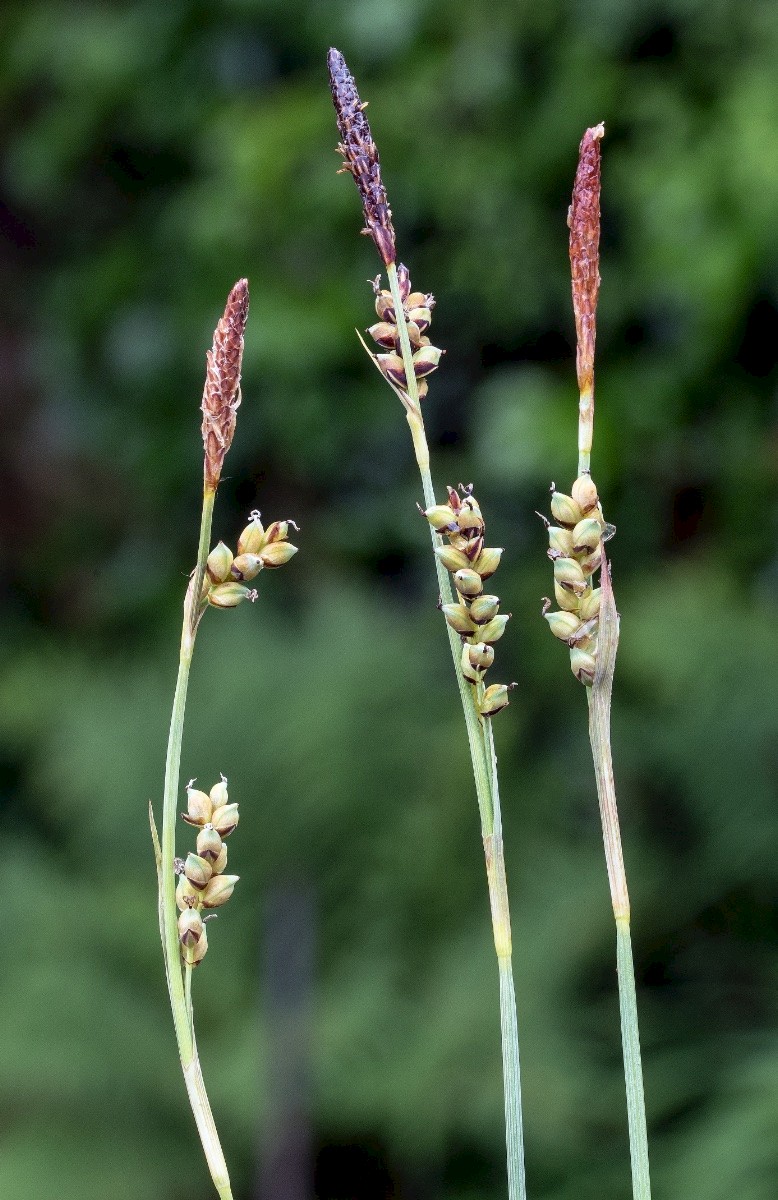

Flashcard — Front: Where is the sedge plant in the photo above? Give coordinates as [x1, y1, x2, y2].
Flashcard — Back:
[327, 49, 526, 1200]
[540, 127, 652, 1199]
[150, 280, 299, 1199]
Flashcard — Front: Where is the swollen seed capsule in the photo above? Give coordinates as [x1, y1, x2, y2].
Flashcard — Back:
[469, 595, 500, 624]
[375, 291, 396, 322]
[406, 305, 432, 333]
[405, 291, 429, 310]
[176, 876, 200, 911]
[368, 321, 399, 349]
[456, 507, 485, 536]
[435, 545, 470, 573]
[230, 553, 263, 582]
[208, 583, 256, 608]
[571, 518, 602, 556]
[206, 542, 234, 584]
[554, 581, 580, 612]
[212, 843, 228, 874]
[197, 826, 223, 864]
[467, 642, 494, 671]
[424, 504, 457, 531]
[460, 491, 481, 518]
[264, 520, 292, 544]
[474, 547, 503, 579]
[184, 853, 213, 890]
[454, 568, 484, 598]
[553, 557, 587, 594]
[446, 532, 469, 554]
[572, 474, 598, 514]
[548, 527, 574, 557]
[550, 491, 583, 526]
[184, 925, 208, 967]
[442, 603, 476, 636]
[412, 346, 443, 378]
[570, 647, 596, 686]
[405, 321, 424, 349]
[478, 614, 510, 645]
[178, 908, 204, 949]
[578, 587, 602, 621]
[544, 611, 582, 641]
[202, 874, 239, 909]
[182, 787, 213, 827]
[480, 683, 515, 717]
[211, 803, 240, 838]
[460, 643, 481, 683]
[376, 353, 407, 388]
[237, 513, 266, 556]
[259, 541, 298, 568]
[209, 778, 228, 808]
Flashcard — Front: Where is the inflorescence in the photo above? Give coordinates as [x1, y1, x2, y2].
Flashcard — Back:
[367, 265, 444, 403]
[327, 49, 444, 412]
[424, 484, 516, 717]
[328, 47, 397, 267]
[541, 123, 609, 687]
[202, 511, 299, 610]
[176, 777, 240, 967]
[541, 475, 612, 686]
[201, 279, 249, 492]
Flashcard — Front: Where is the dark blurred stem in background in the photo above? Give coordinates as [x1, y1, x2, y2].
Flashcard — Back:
[256, 882, 315, 1200]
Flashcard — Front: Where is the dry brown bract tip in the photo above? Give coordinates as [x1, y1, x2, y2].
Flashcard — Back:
[328, 47, 397, 268]
[568, 123, 604, 395]
[202, 278, 249, 491]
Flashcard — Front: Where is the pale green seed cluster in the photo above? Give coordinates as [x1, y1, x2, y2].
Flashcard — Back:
[542, 472, 608, 686]
[203, 510, 298, 609]
[176, 778, 240, 967]
[425, 484, 516, 717]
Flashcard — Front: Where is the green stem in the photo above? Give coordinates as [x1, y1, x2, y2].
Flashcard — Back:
[616, 919, 651, 1200]
[160, 486, 234, 1200]
[488, 721, 525, 1200]
[185, 962, 194, 1032]
[587, 554, 651, 1200]
[387, 261, 526, 1200]
[499, 958, 525, 1196]
[387, 264, 493, 831]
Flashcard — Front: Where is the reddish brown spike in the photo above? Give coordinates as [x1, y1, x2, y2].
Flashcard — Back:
[327, 47, 396, 267]
[201, 279, 249, 491]
[569, 124, 604, 397]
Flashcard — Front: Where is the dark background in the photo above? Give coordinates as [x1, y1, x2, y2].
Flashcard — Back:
[2, 2, 778, 1198]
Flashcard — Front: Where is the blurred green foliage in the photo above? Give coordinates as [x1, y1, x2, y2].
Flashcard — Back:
[1, 1, 778, 1198]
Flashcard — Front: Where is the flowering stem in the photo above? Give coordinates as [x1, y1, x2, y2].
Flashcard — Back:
[157, 485, 234, 1200]
[617, 920, 651, 1199]
[586, 554, 650, 1200]
[185, 962, 194, 1030]
[387, 261, 527, 1200]
[567, 121, 650, 1199]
